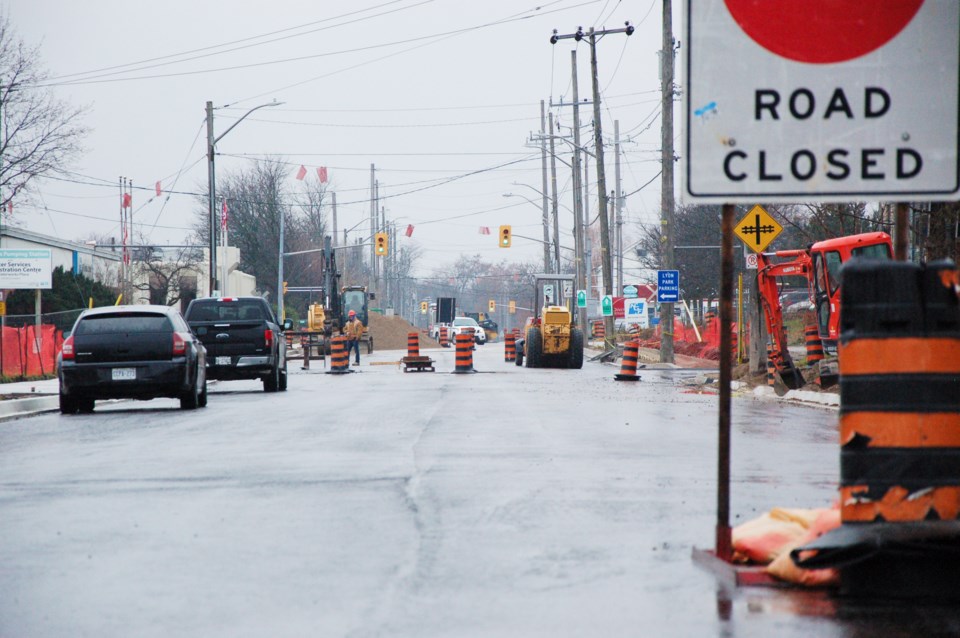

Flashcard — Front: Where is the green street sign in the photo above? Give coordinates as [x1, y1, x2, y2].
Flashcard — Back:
[601, 295, 613, 317]
[576, 289, 587, 308]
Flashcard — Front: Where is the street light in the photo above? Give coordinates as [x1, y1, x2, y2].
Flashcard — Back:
[206, 99, 283, 296]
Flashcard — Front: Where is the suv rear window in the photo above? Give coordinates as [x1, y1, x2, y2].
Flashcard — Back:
[189, 301, 266, 322]
[74, 313, 172, 335]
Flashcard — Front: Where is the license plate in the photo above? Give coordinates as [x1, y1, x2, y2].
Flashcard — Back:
[112, 368, 136, 381]
[216, 356, 232, 366]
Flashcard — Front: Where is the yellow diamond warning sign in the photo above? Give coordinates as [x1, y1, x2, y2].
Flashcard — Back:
[734, 205, 783, 253]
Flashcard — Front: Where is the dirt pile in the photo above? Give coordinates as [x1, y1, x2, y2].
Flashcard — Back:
[368, 313, 440, 351]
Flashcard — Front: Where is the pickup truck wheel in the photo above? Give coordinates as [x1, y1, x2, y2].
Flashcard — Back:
[59, 387, 78, 414]
[77, 397, 96, 413]
[515, 346, 524, 367]
[198, 377, 208, 407]
[263, 363, 280, 392]
[279, 361, 288, 391]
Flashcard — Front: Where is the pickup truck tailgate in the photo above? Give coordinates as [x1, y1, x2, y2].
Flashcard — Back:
[190, 320, 268, 357]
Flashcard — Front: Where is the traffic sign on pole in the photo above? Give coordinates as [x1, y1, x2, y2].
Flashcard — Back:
[601, 295, 613, 317]
[734, 205, 782, 253]
[684, 1, 959, 203]
[657, 270, 680, 303]
[576, 290, 587, 308]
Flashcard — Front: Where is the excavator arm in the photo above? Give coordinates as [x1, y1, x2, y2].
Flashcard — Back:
[756, 250, 811, 389]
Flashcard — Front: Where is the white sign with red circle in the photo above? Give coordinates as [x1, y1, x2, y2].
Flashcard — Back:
[684, 0, 959, 202]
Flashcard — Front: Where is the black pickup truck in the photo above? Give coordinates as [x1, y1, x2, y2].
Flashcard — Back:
[184, 296, 288, 392]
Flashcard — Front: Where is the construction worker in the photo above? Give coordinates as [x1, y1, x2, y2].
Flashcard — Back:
[344, 310, 363, 366]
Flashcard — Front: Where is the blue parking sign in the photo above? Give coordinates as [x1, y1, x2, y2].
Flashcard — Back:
[657, 270, 680, 303]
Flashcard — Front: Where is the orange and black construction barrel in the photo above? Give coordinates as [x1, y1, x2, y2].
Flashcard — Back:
[407, 332, 420, 358]
[504, 332, 516, 362]
[838, 260, 960, 525]
[452, 333, 475, 373]
[805, 323, 825, 365]
[327, 335, 353, 374]
[593, 320, 605, 340]
[791, 259, 960, 598]
[614, 340, 641, 381]
[440, 326, 450, 348]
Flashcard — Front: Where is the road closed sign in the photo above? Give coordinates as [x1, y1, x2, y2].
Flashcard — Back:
[684, 1, 959, 203]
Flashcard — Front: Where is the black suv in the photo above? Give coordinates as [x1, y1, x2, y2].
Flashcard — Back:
[58, 305, 207, 413]
[184, 296, 287, 392]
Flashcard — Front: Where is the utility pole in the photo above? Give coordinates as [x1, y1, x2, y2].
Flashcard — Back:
[570, 52, 586, 327]
[369, 165, 376, 289]
[278, 208, 284, 321]
[539, 100, 551, 273]
[548, 112, 561, 273]
[552, 23, 634, 344]
[206, 101, 217, 296]
[615, 120, 623, 292]
[332, 192, 338, 248]
[583, 152, 591, 304]
[588, 26, 615, 351]
[659, 2, 676, 364]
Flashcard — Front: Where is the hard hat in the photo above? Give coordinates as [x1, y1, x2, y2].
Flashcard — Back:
[349, 310, 356, 317]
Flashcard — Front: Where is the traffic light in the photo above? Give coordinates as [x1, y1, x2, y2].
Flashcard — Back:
[283, 281, 288, 294]
[375, 232, 388, 256]
[420, 301, 428, 314]
[499, 225, 511, 248]
[508, 300, 516, 314]
[488, 299, 496, 313]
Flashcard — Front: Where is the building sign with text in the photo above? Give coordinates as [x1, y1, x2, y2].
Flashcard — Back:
[0, 250, 53, 289]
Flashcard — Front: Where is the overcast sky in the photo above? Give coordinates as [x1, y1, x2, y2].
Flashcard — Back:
[11, 0, 674, 276]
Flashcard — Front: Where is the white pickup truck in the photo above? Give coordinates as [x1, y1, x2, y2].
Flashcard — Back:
[448, 316, 486, 345]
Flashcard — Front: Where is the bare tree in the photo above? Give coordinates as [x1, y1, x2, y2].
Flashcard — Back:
[129, 242, 203, 309]
[0, 14, 88, 212]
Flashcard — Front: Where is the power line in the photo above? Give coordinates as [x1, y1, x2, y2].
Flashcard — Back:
[42, 0, 432, 84]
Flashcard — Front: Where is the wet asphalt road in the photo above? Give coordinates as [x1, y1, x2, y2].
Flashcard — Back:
[1, 345, 958, 636]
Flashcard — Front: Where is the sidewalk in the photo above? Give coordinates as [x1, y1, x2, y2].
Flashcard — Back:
[0, 377, 60, 421]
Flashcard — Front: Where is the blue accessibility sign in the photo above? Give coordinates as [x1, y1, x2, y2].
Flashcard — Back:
[657, 270, 680, 303]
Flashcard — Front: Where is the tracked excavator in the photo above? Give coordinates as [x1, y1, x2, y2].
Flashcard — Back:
[756, 231, 892, 388]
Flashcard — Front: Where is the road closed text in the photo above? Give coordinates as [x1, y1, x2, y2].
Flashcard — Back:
[722, 87, 923, 184]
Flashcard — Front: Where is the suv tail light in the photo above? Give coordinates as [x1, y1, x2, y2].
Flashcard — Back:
[264, 329, 274, 349]
[172, 332, 188, 356]
[62, 336, 75, 360]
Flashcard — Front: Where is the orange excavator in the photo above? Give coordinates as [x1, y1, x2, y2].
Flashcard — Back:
[756, 231, 893, 388]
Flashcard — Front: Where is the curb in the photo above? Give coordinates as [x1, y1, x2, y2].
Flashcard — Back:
[0, 395, 60, 422]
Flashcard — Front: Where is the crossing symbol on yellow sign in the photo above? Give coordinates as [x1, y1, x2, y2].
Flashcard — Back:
[734, 205, 782, 253]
